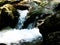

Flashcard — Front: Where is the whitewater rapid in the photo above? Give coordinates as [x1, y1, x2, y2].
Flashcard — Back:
[0, 28, 42, 44]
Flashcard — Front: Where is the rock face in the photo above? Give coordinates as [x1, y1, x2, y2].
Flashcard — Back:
[0, 4, 19, 30]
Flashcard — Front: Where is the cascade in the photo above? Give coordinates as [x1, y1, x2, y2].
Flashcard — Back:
[16, 9, 29, 29]
[0, 9, 42, 45]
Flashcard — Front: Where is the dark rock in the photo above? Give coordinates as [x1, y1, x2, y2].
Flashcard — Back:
[0, 4, 19, 30]
[38, 11, 60, 45]
[14, 5, 29, 10]
[47, 31, 60, 45]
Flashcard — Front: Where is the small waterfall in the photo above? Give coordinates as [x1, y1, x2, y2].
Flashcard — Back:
[0, 9, 43, 44]
[16, 9, 36, 29]
[16, 9, 29, 29]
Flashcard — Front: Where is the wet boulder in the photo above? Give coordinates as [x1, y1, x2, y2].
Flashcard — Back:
[0, 4, 19, 30]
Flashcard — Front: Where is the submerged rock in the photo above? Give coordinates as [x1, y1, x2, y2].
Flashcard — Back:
[0, 4, 19, 30]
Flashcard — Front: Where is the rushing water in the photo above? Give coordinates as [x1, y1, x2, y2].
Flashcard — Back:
[0, 9, 42, 45]
[16, 9, 29, 29]
[16, 9, 37, 29]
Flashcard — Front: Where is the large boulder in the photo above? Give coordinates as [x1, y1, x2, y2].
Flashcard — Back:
[0, 4, 19, 30]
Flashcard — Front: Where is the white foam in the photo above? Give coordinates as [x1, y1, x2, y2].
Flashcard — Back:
[0, 28, 42, 44]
